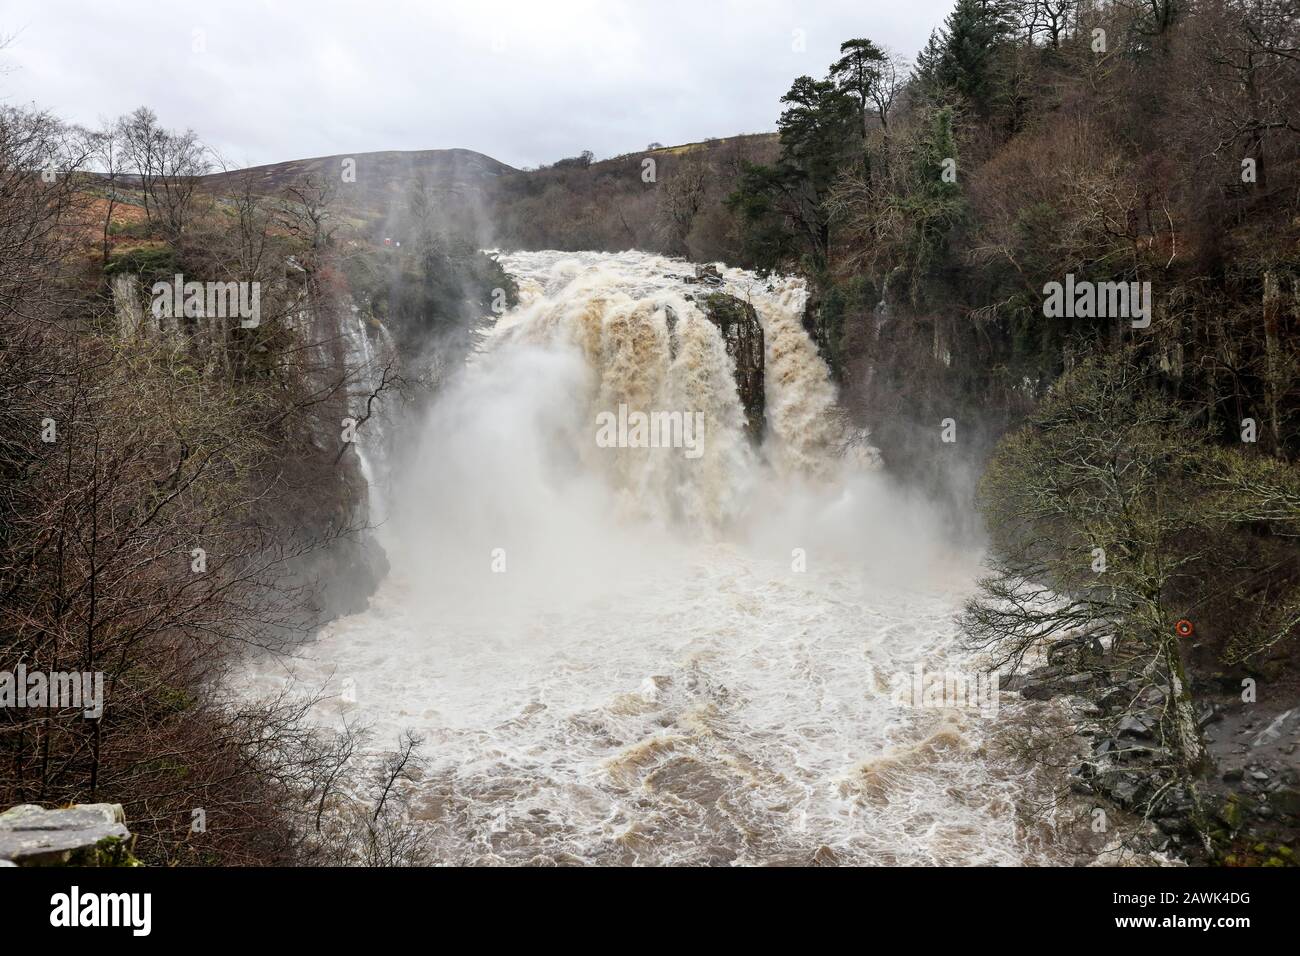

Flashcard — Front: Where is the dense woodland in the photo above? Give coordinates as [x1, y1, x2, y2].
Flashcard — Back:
[760, 0, 1300, 859]
[0, 102, 509, 863]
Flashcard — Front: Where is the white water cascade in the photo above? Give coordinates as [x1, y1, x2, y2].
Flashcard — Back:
[342, 306, 395, 527]
[246, 250, 1096, 865]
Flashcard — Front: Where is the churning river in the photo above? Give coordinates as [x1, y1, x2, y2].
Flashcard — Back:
[245, 250, 1097, 865]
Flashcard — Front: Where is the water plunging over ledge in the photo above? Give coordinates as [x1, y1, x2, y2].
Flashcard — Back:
[243, 250, 1095, 865]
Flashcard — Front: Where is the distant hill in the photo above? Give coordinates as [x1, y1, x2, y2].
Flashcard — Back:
[196, 147, 513, 246]
[202, 147, 515, 195]
[488, 133, 778, 259]
[195, 135, 778, 257]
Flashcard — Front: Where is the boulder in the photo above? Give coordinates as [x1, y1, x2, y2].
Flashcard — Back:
[685, 263, 724, 286]
[1093, 737, 1120, 757]
[699, 292, 765, 442]
[0, 803, 137, 866]
[1102, 772, 1145, 809]
[1216, 794, 1245, 830]
[1097, 684, 1136, 713]
[1117, 714, 1155, 739]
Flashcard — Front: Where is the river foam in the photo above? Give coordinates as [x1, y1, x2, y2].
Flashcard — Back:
[244, 251, 1094, 864]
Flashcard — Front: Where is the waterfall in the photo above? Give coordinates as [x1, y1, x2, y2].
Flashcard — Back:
[342, 306, 392, 529]
[479, 250, 873, 529]
[244, 251, 1097, 866]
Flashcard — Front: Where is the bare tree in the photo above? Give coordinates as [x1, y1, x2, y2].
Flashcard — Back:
[960, 348, 1300, 848]
[0, 103, 391, 865]
[1010, 0, 1079, 48]
[1189, 0, 1300, 191]
[116, 106, 210, 243]
[655, 156, 710, 256]
[89, 121, 125, 265]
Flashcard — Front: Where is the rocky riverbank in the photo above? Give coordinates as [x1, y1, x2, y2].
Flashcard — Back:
[1010, 661, 1299, 866]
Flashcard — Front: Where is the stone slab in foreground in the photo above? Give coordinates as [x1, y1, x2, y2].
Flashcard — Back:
[0, 803, 138, 866]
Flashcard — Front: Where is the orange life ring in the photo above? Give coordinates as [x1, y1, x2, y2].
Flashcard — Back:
[1175, 619, 1194, 638]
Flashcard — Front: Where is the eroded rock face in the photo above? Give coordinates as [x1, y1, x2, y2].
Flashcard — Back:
[699, 291, 765, 442]
[0, 803, 136, 866]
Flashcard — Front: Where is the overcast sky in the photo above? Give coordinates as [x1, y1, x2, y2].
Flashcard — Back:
[1, 0, 953, 170]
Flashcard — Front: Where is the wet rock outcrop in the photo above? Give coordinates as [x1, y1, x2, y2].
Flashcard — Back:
[0, 803, 138, 866]
[1011, 652, 1300, 864]
[106, 267, 388, 624]
[698, 291, 765, 442]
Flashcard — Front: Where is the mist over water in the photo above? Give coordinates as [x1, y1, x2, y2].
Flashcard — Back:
[247, 251, 1086, 864]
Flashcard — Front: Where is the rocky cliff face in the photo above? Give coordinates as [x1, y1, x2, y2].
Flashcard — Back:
[697, 288, 765, 442]
[108, 271, 387, 625]
[106, 244, 515, 630]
